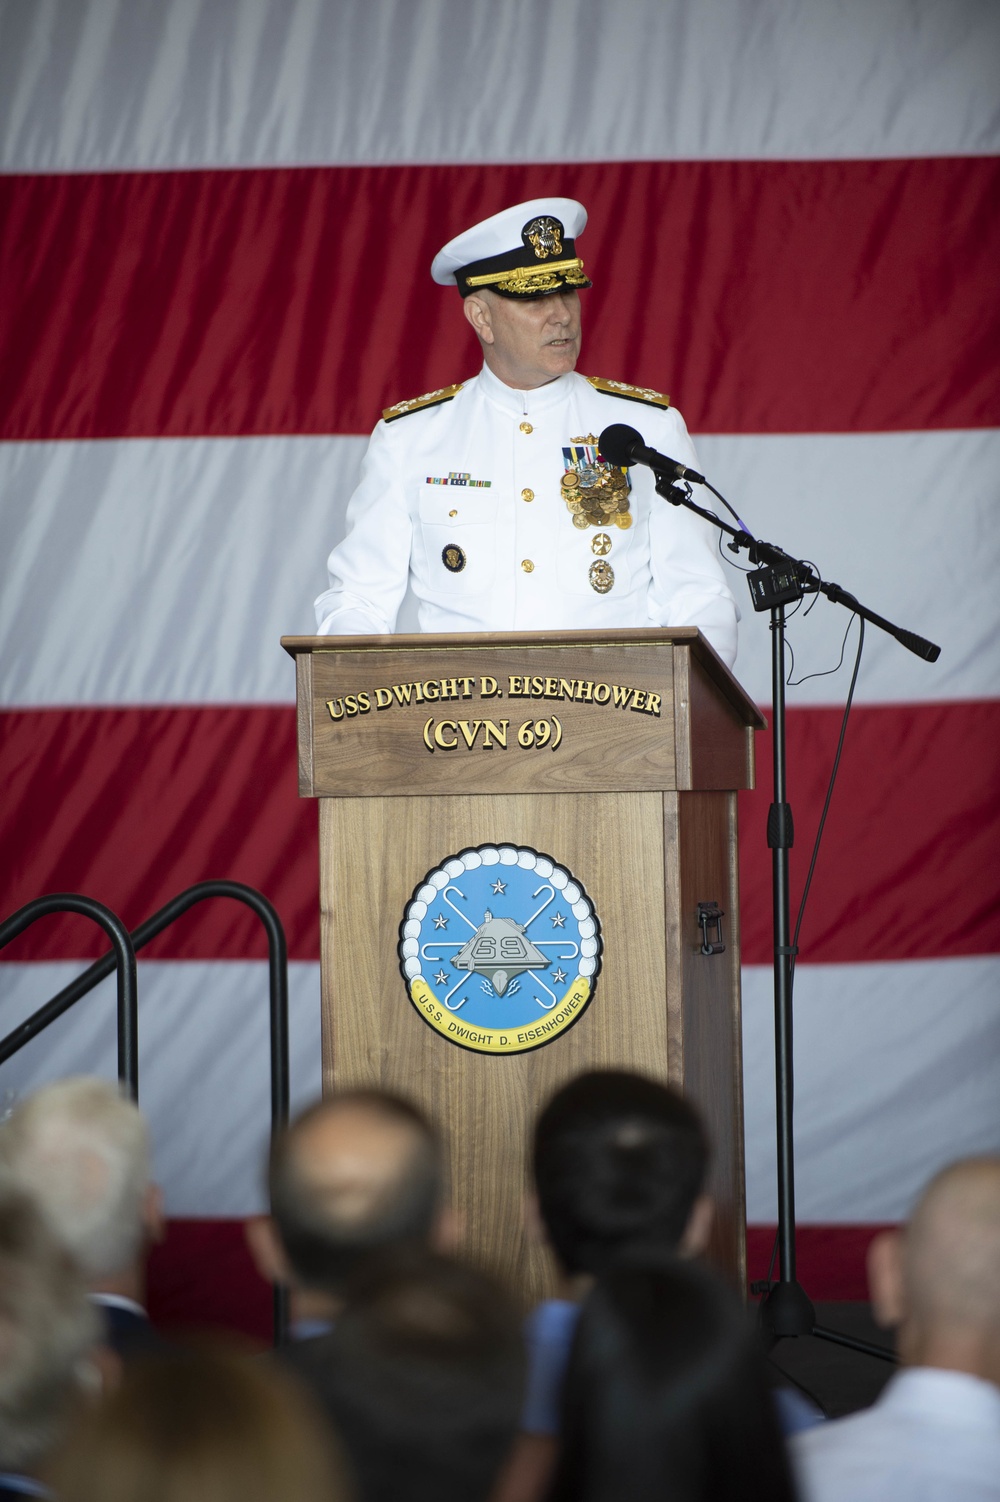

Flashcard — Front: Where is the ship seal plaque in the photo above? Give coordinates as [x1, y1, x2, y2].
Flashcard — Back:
[399, 845, 602, 1055]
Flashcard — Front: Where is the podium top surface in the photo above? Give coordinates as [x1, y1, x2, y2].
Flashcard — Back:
[281, 626, 764, 730]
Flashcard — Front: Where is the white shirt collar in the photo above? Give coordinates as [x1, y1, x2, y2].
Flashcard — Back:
[879, 1366, 1000, 1430]
[476, 361, 578, 419]
[89, 1293, 148, 1319]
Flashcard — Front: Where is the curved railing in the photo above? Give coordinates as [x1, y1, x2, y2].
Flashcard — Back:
[0, 881, 290, 1340]
[0, 893, 138, 1093]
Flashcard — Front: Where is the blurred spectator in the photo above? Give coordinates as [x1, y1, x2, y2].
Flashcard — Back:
[248, 1090, 451, 1340]
[0, 1185, 102, 1499]
[282, 1250, 524, 1502]
[47, 1344, 352, 1502]
[792, 1155, 1000, 1502]
[500, 1070, 816, 1502]
[0, 1077, 164, 1359]
[549, 1261, 798, 1502]
[520, 1072, 715, 1448]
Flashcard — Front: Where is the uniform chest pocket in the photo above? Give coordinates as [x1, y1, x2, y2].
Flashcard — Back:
[417, 482, 498, 597]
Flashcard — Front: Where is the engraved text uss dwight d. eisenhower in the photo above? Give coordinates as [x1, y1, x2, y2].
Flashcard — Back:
[325, 673, 663, 722]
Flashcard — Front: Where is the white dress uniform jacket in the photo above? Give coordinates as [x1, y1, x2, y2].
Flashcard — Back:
[314, 364, 739, 668]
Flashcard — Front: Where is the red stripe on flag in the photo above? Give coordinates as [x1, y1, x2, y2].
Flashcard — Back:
[1, 157, 997, 441]
[738, 700, 1000, 966]
[145, 1219, 890, 1342]
[1, 705, 319, 962]
[2, 700, 998, 964]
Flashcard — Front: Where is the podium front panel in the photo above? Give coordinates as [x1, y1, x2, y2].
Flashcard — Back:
[319, 787, 744, 1300]
[284, 630, 759, 1301]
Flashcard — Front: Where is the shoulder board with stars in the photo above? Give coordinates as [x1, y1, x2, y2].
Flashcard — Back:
[586, 376, 671, 411]
[382, 383, 465, 422]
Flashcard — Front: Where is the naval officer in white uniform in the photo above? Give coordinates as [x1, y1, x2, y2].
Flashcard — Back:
[314, 198, 739, 668]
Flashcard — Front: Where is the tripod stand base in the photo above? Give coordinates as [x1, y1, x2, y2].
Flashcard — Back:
[760, 1279, 816, 1342]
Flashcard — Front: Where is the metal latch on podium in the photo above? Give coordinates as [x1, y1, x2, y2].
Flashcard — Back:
[697, 901, 725, 955]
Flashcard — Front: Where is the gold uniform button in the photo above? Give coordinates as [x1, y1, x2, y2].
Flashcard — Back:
[448, 509, 458, 517]
[519, 421, 533, 434]
[521, 488, 534, 502]
[521, 559, 535, 573]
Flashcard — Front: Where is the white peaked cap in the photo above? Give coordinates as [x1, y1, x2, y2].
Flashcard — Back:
[431, 198, 590, 297]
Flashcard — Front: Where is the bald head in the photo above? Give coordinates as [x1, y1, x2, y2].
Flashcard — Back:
[869, 1156, 1000, 1379]
[268, 1092, 442, 1295]
[904, 1157, 1000, 1328]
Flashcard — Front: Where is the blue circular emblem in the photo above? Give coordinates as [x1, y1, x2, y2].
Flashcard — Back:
[399, 845, 602, 1055]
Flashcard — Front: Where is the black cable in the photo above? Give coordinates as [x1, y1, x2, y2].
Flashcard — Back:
[787, 603, 859, 687]
[790, 618, 866, 983]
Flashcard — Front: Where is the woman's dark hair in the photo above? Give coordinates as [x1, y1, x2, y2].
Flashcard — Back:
[548, 1261, 798, 1502]
[533, 1071, 708, 1275]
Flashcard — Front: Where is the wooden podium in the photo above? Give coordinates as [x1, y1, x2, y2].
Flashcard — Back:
[283, 627, 763, 1300]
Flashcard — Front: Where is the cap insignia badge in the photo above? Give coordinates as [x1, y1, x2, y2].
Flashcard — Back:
[523, 216, 564, 260]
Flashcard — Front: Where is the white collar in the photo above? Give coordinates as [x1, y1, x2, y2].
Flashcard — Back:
[476, 361, 578, 419]
[879, 1367, 1000, 1429]
[90, 1293, 148, 1319]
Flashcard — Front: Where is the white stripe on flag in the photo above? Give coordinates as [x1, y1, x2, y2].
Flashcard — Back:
[743, 956, 1000, 1223]
[0, 960, 324, 1216]
[1, 0, 997, 173]
[2, 956, 997, 1220]
[2, 429, 996, 708]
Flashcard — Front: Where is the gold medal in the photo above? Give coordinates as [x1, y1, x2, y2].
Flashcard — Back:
[592, 533, 612, 556]
[614, 512, 633, 530]
[561, 440, 631, 532]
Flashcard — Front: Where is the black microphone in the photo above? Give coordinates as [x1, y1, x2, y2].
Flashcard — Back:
[598, 423, 706, 485]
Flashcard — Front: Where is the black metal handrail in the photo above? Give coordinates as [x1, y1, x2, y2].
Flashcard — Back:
[0, 880, 291, 1342]
[0, 894, 138, 1095]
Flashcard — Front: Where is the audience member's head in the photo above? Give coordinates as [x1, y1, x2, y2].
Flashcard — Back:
[48, 1344, 352, 1502]
[533, 1070, 711, 1277]
[549, 1261, 797, 1502]
[0, 1186, 101, 1480]
[0, 1076, 162, 1298]
[867, 1154, 1000, 1381]
[289, 1251, 524, 1502]
[250, 1090, 446, 1309]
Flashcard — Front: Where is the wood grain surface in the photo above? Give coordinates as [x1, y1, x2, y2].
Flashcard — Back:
[318, 787, 746, 1300]
[307, 644, 675, 797]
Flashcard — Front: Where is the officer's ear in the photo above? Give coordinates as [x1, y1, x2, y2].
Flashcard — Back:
[463, 293, 495, 345]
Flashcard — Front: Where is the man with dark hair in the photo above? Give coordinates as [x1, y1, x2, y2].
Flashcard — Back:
[284, 1251, 524, 1502]
[247, 1089, 450, 1338]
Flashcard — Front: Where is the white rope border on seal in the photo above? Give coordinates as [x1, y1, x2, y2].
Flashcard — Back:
[400, 844, 600, 984]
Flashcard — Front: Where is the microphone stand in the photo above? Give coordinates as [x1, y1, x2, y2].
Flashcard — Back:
[651, 470, 939, 1360]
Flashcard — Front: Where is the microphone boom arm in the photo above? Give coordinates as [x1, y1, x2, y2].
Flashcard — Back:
[653, 476, 940, 662]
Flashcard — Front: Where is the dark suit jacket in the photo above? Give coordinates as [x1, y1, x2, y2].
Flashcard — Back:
[94, 1299, 169, 1359]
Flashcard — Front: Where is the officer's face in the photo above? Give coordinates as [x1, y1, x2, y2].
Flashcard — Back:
[464, 289, 582, 389]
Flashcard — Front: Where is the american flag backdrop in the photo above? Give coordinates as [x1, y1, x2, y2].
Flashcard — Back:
[2, 0, 998, 1327]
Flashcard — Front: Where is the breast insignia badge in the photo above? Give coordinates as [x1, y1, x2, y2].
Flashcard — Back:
[442, 544, 467, 573]
[399, 845, 602, 1055]
[589, 559, 615, 594]
[561, 436, 631, 531]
